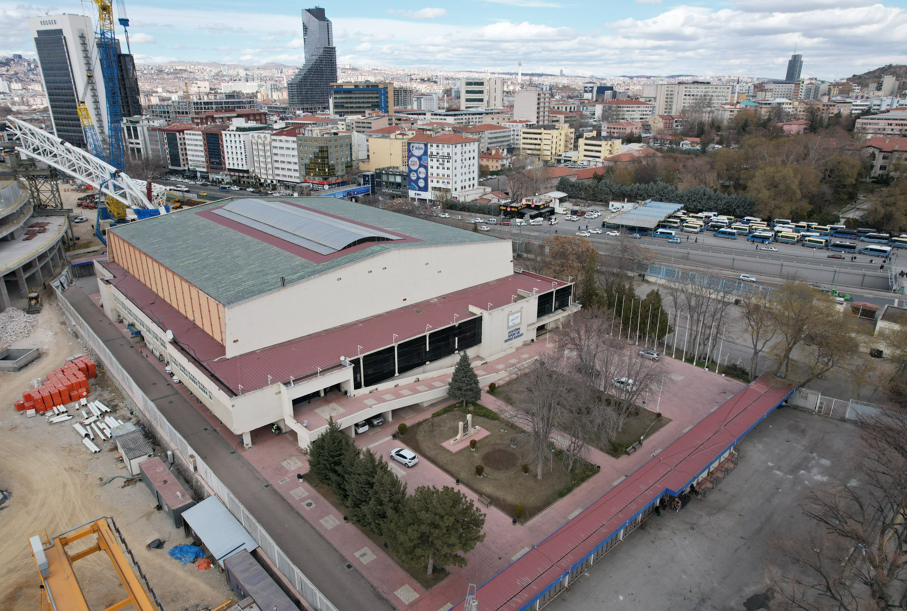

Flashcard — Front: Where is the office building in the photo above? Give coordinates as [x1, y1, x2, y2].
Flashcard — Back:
[288, 8, 337, 111]
[153, 124, 194, 171]
[330, 82, 394, 117]
[116, 45, 142, 118]
[582, 83, 614, 101]
[413, 94, 438, 111]
[394, 88, 414, 109]
[459, 78, 504, 110]
[520, 124, 574, 162]
[299, 128, 353, 186]
[785, 54, 803, 82]
[596, 100, 655, 123]
[653, 82, 735, 116]
[121, 116, 166, 162]
[514, 88, 551, 125]
[358, 126, 414, 172]
[462, 124, 512, 152]
[577, 134, 621, 163]
[28, 14, 108, 149]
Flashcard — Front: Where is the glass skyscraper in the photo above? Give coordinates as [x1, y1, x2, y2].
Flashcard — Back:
[785, 54, 803, 82]
[288, 8, 337, 112]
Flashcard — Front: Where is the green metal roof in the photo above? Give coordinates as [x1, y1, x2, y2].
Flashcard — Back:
[109, 198, 498, 306]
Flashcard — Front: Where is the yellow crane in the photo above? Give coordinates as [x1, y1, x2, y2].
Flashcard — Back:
[30, 516, 162, 611]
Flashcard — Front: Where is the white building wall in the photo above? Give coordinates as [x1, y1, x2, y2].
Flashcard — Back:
[223, 130, 253, 171]
[224, 241, 514, 357]
[272, 134, 300, 183]
[250, 132, 274, 182]
[427, 139, 480, 199]
[184, 130, 207, 171]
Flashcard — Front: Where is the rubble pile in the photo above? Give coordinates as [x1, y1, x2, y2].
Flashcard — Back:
[0, 308, 38, 347]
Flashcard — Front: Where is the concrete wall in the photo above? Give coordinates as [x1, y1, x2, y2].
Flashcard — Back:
[225, 241, 514, 357]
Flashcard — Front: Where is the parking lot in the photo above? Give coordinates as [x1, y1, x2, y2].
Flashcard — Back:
[545, 407, 860, 611]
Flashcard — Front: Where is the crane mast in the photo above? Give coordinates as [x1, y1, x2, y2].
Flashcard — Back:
[93, 0, 126, 171]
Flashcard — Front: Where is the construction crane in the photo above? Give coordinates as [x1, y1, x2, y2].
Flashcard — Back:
[91, 0, 126, 171]
[30, 516, 163, 611]
[76, 102, 104, 160]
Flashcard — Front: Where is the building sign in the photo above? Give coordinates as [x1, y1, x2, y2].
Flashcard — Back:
[505, 327, 524, 343]
[407, 142, 430, 198]
[508, 312, 521, 327]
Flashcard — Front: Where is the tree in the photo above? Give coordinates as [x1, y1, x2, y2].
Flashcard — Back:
[740, 291, 777, 381]
[766, 281, 838, 378]
[769, 409, 907, 610]
[578, 251, 603, 310]
[346, 449, 380, 524]
[448, 351, 481, 410]
[388, 485, 486, 576]
[332, 433, 360, 505]
[307, 418, 353, 488]
[542, 235, 597, 282]
[795, 311, 859, 387]
[748, 163, 811, 220]
[361, 459, 407, 537]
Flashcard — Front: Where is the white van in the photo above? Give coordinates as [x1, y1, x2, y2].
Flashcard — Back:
[486, 218, 497, 225]
[515, 219, 527, 226]
[530, 218, 543, 226]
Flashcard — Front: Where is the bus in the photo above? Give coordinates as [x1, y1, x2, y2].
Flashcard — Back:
[682, 222, 704, 233]
[742, 216, 762, 224]
[859, 233, 891, 243]
[856, 228, 877, 235]
[772, 218, 792, 227]
[700, 212, 717, 219]
[831, 228, 858, 239]
[828, 241, 857, 254]
[708, 221, 728, 232]
[793, 222, 811, 233]
[653, 229, 677, 239]
[658, 219, 681, 229]
[730, 224, 750, 235]
[776, 232, 801, 244]
[890, 236, 907, 249]
[813, 225, 831, 235]
[749, 222, 769, 232]
[715, 228, 737, 239]
[748, 231, 775, 243]
[688, 213, 707, 221]
[802, 237, 829, 248]
[858, 244, 892, 257]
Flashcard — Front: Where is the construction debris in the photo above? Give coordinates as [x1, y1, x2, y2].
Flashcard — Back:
[0, 307, 38, 347]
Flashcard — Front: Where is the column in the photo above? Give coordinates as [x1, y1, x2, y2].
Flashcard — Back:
[0, 277, 10, 310]
[242, 431, 252, 448]
[14, 267, 27, 295]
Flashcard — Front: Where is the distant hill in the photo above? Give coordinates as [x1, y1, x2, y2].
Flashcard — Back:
[848, 64, 907, 90]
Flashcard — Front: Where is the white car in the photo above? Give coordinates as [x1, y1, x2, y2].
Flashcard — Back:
[588, 228, 603, 234]
[246, 188, 257, 192]
[73, 216, 88, 223]
[469, 218, 483, 223]
[390, 448, 419, 467]
[354, 421, 369, 434]
[549, 218, 558, 225]
[479, 225, 491, 231]
[439, 213, 451, 218]
[230, 186, 241, 191]
[606, 231, 620, 236]
[739, 274, 757, 283]
[611, 377, 637, 392]
[762, 246, 778, 252]
[576, 231, 590, 237]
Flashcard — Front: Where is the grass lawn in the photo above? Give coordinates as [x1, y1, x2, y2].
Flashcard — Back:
[493, 376, 671, 458]
[307, 479, 449, 589]
[405, 408, 595, 521]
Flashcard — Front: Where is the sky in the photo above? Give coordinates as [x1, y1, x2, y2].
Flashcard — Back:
[4, 0, 907, 79]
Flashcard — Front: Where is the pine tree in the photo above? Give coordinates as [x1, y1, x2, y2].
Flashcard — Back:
[362, 460, 407, 537]
[346, 449, 380, 524]
[307, 417, 344, 486]
[579, 251, 602, 310]
[331, 436, 360, 505]
[447, 351, 481, 410]
[387, 485, 486, 576]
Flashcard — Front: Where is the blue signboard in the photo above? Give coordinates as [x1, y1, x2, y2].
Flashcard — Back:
[407, 142, 429, 197]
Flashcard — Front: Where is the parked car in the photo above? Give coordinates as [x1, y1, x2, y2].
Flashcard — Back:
[611, 377, 637, 392]
[667, 237, 681, 243]
[354, 421, 369, 434]
[638, 349, 660, 362]
[219, 186, 231, 191]
[230, 186, 241, 191]
[73, 216, 88, 223]
[390, 448, 419, 467]
[454, 215, 462, 220]
[367, 415, 385, 427]
[439, 213, 450, 218]
[576, 231, 590, 237]
[469, 218, 483, 223]
[809, 283, 830, 292]
[198, 191, 207, 196]
[479, 225, 491, 231]
[762, 246, 778, 252]
[549, 218, 558, 225]
[739, 274, 757, 283]
[501, 220, 511, 226]
[246, 188, 257, 192]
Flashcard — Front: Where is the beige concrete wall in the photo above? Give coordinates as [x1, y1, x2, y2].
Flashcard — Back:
[224, 241, 514, 357]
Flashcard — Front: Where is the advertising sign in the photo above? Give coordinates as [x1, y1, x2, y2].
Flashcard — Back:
[407, 142, 429, 198]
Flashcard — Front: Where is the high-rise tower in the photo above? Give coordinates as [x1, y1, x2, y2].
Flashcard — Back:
[785, 53, 803, 82]
[287, 7, 337, 111]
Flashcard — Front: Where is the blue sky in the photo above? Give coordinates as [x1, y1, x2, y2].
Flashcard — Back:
[4, 0, 907, 79]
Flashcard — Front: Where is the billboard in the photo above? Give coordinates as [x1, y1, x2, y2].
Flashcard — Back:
[407, 142, 429, 198]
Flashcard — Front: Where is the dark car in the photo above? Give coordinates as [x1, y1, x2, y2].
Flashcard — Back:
[827, 253, 845, 259]
[367, 415, 384, 427]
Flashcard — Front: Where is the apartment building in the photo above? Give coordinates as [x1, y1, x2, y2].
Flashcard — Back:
[459, 77, 504, 110]
[595, 100, 655, 123]
[413, 94, 438, 111]
[394, 88, 414, 109]
[358, 126, 414, 172]
[514, 87, 551, 125]
[462, 124, 512, 152]
[330, 82, 394, 117]
[605, 122, 643, 139]
[122, 117, 166, 162]
[190, 109, 267, 127]
[407, 133, 479, 201]
[272, 126, 305, 183]
[862, 137, 907, 179]
[653, 82, 734, 116]
[577, 135, 621, 163]
[348, 115, 389, 132]
[479, 149, 512, 172]
[222, 119, 270, 176]
[648, 114, 684, 134]
[503, 119, 533, 148]
[519, 124, 574, 162]
[154, 124, 194, 171]
[250, 130, 275, 184]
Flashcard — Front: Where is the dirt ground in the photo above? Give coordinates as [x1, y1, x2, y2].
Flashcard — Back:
[0, 300, 234, 610]
[406, 412, 585, 520]
[61, 181, 106, 253]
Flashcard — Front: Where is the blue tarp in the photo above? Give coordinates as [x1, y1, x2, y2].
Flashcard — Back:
[133, 206, 171, 220]
[168, 544, 205, 565]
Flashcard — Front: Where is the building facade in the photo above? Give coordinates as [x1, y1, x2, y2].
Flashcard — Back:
[407, 133, 479, 201]
[458, 77, 504, 110]
[519, 124, 574, 162]
[288, 8, 337, 111]
[330, 82, 394, 117]
[577, 135, 621, 162]
[122, 117, 166, 162]
[786, 54, 803, 82]
[596, 100, 655, 123]
[463, 124, 512, 152]
[299, 129, 353, 185]
[394, 88, 414, 109]
[514, 88, 551, 125]
[862, 137, 907, 179]
[855, 109, 907, 138]
[653, 82, 735, 116]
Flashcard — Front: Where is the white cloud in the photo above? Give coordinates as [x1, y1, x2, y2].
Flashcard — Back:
[387, 8, 448, 19]
[479, 0, 564, 8]
[129, 32, 156, 44]
[286, 38, 305, 48]
[355, 42, 373, 52]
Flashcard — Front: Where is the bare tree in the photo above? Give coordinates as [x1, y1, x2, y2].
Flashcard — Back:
[663, 271, 736, 365]
[769, 409, 907, 610]
[597, 337, 662, 434]
[740, 291, 777, 381]
[767, 281, 834, 378]
[508, 155, 547, 204]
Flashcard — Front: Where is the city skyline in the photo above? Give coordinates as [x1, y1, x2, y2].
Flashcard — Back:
[0, 0, 905, 80]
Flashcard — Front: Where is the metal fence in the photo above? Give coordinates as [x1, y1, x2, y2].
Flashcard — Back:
[789, 387, 886, 422]
[54, 288, 339, 611]
[644, 264, 772, 296]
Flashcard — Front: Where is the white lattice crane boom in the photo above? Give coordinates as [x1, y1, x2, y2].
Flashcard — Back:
[7, 116, 168, 209]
